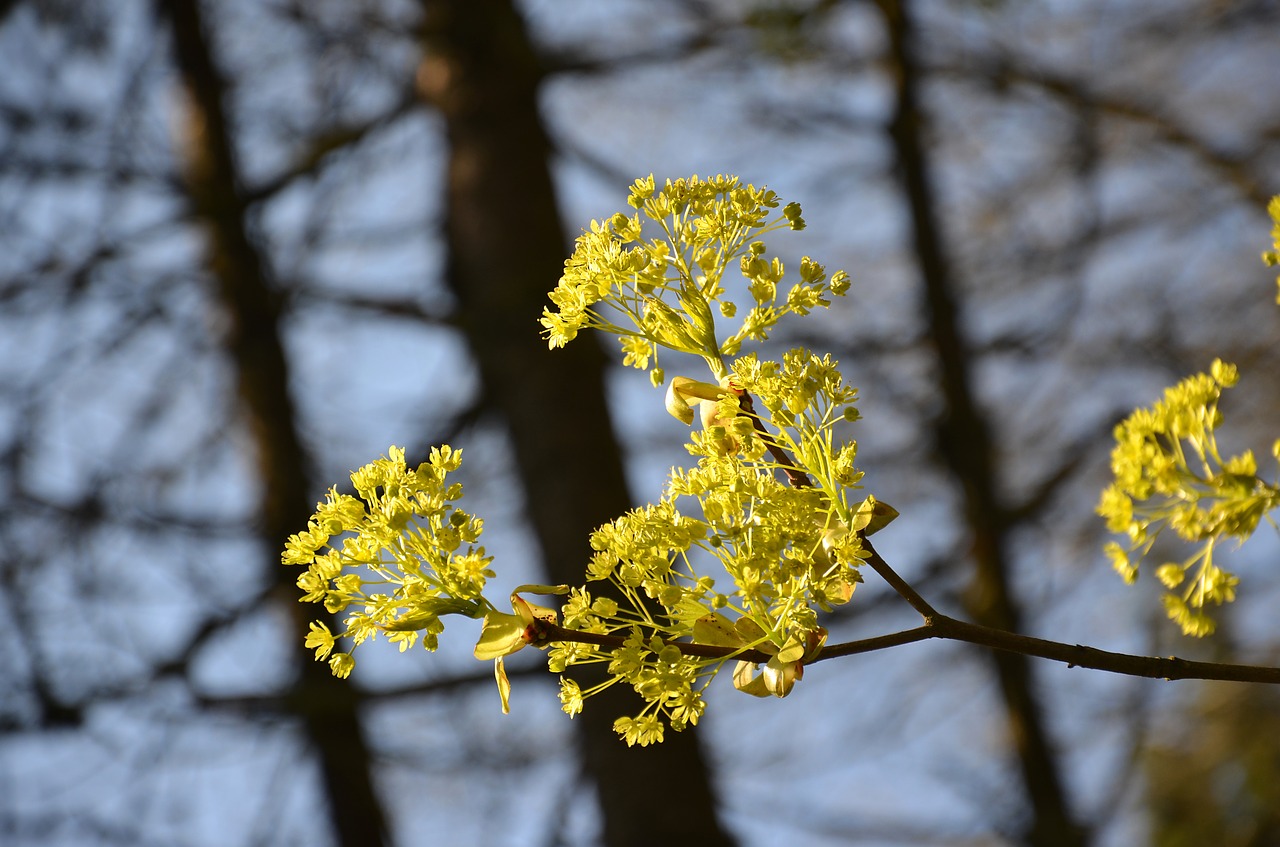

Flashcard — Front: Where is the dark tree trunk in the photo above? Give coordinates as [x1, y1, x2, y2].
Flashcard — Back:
[417, 1, 735, 844]
[161, 2, 392, 845]
[874, 1, 1087, 845]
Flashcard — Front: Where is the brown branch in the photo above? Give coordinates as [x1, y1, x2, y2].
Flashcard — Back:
[736, 391, 813, 489]
[532, 611, 1280, 685]
[814, 625, 937, 660]
[860, 537, 937, 618]
[533, 622, 774, 665]
[926, 615, 1280, 684]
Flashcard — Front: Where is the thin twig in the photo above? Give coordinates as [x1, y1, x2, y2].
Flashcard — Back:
[737, 391, 812, 489]
[926, 614, 1280, 683]
[532, 622, 774, 664]
[860, 537, 938, 618]
[532, 617, 1280, 684]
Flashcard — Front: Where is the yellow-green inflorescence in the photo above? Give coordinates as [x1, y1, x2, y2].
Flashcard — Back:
[541, 173, 848, 384]
[1098, 360, 1280, 637]
[284, 445, 495, 676]
[552, 347, 870, 745]
[537, 174, 869, 744]
[285, 174, 876, 746]
[1264, 195, 1280, 304]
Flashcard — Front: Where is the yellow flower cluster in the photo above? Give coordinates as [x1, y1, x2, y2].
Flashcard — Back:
[1098, 361, 1280, 636]
[538, 344, 871, 742]
[284, 446, 493, 676]
[541, 174, 849, 383]
[281, 177, 871, 741]
[536, 177, 874, 742]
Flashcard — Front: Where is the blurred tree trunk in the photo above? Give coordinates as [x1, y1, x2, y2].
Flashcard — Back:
[161, 2, 391, 845]
[873, 2, 1087, 845]
[417, 1, 734, 845]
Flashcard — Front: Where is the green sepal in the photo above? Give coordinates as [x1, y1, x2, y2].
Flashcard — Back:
[733, 656, 799, 697]
[774, 633, 807, 664]
[762, 654, 800, 696]
[380, 612, 439, 632]
[803, 627, 828, 662]
[672, 597, 715, 623]
[511, 594, 558, 625]
[731, 627, 823, 698]
[474, 592, 561, 661]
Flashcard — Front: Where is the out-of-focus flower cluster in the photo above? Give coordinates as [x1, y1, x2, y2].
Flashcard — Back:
[1098, 361, 1280, 636]
[1263, 196, 1280, 303]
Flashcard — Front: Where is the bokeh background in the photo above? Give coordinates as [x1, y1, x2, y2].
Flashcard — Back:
[2, 1, 1279, 845]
